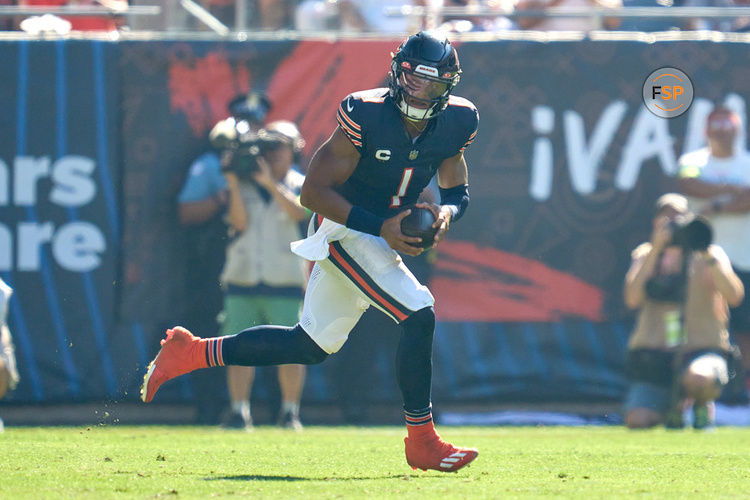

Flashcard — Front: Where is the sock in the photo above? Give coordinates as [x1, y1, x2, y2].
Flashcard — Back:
[205, 324, 328, 367]
[204, 336, 228, 367]
[405, 406, 436, 439]
[396, 307, 435, 411]
[281, 401, 299, 416]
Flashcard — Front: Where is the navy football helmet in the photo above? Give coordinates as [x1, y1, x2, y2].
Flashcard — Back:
[389, 31, 461, 121]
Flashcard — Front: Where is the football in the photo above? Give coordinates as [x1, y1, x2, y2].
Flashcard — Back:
[400, 206, 438, 248]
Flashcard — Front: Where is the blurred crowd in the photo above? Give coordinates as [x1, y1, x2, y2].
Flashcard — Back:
[4, 0, 750, 34]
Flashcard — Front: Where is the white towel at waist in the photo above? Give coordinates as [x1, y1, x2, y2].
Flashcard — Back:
[290, 217, 350, 261]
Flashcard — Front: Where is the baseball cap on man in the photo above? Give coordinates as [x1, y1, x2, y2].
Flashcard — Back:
[654, 193, 689, 216]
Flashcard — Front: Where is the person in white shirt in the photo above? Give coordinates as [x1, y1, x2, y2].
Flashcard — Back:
[678, 106, 750, 389]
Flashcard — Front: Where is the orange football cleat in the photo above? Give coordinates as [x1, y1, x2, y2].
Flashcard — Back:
[404, 434, 478, 472]
[140, 327, 207, 403]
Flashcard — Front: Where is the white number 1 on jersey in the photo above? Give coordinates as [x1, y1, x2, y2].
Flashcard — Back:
[391, 168, 414, 208]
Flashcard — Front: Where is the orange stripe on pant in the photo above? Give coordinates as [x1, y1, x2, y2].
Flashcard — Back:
[328, 244, 408, 322]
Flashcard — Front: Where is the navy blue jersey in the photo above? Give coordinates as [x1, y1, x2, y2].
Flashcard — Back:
[335, 88, 478, 218]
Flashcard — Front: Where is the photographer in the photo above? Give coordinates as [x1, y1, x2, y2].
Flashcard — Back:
[623, 194, 744, 430]
[677, 106, 750, 389]
[219, 120, 310, 430]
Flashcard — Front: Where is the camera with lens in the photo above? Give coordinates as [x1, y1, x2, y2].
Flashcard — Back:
[645, 214, 713, 303]
[668, 214, 713, 252]
[221, 130, 289, 182]
[224, 136, 263, 181]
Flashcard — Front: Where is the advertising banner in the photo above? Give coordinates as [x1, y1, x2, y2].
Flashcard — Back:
[0, 40, 121, 402]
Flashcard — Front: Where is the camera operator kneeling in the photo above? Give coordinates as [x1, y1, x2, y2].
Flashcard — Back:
[623, 194, 744, 430]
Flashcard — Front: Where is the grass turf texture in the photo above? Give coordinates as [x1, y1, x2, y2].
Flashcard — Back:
[2, 426, 749, 498]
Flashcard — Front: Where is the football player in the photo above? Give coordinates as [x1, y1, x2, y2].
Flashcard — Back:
[142, 31, 478, 472]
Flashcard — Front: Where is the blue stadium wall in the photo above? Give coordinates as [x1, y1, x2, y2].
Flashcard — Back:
[1, 38, 746, 406]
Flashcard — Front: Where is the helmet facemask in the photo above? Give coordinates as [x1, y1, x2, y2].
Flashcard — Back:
[390, 59, 460, 122]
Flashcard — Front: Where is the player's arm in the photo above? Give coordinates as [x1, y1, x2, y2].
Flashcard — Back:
[418, 152, 469, 246]
[300, 127, 423, 255]
[299, 127, 360, 223]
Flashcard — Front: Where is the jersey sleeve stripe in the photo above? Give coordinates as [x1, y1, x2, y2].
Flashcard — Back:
[460, 136, 476, 152]
[337, 124, 363, 147]
[336, 117, 363, 147]
[338, 105, 362, 131]
[336, 110, 362, 139]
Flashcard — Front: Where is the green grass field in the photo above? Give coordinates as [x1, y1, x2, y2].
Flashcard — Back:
[2, 425, 749, 498]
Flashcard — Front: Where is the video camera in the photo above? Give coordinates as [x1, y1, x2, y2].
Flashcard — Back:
[210, 118, 291, 182]
[645, 214, 713, 303]
[224, 131, 293, 181]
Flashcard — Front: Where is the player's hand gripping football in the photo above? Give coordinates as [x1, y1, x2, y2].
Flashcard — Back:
[381, 210, 425, 256]
[416, 202, 451, 247]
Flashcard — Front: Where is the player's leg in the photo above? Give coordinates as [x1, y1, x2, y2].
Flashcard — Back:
[397, 306, 434, 418]
[141, 322, 326, 404]
[221, 294, 261, 429]
[398, 307, 478, 472]
[334, 234, 477, 471]
[141, 263, 366, 403]
[220, 262, 367, 370]
[266, 296, 306, 429]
